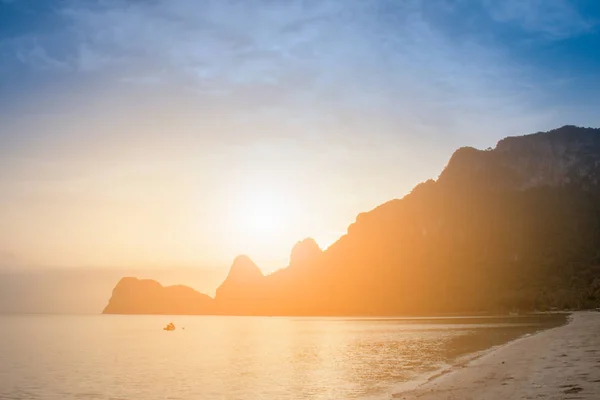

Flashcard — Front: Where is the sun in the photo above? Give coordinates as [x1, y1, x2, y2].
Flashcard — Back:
[222, 181, 306, 264]
[238, 190, 287, 238]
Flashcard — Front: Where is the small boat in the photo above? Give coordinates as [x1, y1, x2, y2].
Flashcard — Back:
[163, 322, 175, 331]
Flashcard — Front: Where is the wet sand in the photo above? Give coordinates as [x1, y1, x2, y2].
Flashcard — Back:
[394, 311, 600, 400]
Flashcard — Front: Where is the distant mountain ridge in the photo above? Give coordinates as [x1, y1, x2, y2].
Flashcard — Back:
[103, 125, 600, 316]
[103, 277, 213, 315]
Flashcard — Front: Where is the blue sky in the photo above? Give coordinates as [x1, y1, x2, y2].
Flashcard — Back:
[3, 0, 599, 126]
[1, 0, 600, 270]
[3, 0, 600, 136]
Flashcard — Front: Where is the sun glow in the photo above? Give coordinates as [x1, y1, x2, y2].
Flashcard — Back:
[216, 176, 325, 272]
[239, 191, 288, 238]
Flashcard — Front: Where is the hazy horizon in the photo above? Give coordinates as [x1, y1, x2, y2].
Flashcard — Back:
[0, 266, 227, 314]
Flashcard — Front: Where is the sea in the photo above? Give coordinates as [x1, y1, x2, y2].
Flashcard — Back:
[0, 314, 566, 400]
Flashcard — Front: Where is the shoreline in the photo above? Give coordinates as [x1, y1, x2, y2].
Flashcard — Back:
[424, 312, 572, 382]
[384, 314, 569, 396]
[392, 311, 600, 399]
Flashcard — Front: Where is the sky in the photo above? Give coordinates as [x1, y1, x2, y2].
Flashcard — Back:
[1, 0, 600, 274]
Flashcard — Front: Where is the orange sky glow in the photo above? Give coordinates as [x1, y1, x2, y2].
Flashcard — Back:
[1, 85, 445, 274]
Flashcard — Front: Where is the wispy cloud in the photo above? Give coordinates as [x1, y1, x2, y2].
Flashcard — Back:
[1, 0, 586, 145]
[55, 1, 367, 88]
[483, 0, 595, 39]
[15, 41, 70, 71]
[17, 1, 543, 137]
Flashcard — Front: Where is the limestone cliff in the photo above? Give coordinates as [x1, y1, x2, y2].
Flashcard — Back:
[438, 126, 600, 190]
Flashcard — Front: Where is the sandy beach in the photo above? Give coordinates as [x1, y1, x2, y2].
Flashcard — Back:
[394, 311, 600, 400]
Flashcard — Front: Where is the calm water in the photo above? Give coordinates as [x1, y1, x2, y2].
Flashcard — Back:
[0, 314, 565, 400]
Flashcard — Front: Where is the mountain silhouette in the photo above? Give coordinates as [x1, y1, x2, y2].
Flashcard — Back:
[103, 277, 213, 314]
[103, 125, 600, 316]
[289, 238, 322, 269]
[214, 255, 265, 315]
